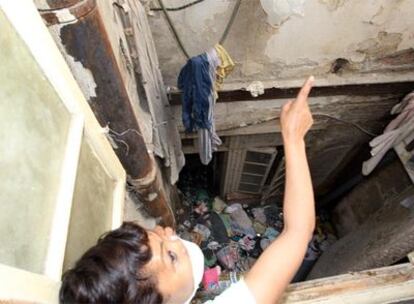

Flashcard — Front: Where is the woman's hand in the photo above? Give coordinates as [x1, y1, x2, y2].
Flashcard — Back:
[281, 76, 314, 144]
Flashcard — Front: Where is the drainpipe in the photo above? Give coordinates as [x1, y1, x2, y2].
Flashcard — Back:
[36, 0, 175, 227]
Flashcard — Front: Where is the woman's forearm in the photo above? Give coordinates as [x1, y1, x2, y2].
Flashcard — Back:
[282, 138, 315, 237]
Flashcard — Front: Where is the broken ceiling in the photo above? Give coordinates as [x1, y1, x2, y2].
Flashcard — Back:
[148, 0, 414, 89]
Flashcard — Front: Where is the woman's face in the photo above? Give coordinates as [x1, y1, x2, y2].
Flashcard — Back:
[146, 226, 194, 304]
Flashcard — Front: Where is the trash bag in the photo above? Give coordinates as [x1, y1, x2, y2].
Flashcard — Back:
[226, 204, 255, 236]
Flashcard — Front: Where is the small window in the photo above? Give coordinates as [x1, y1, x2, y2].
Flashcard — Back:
[237, 149, 277, 194]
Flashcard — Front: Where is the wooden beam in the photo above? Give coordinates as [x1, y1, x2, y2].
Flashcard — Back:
[173, 93, 397, 140]
[197, 264, 414, 303]
[182, 132, 284, 155]
[179, 120, 328, 139]
[168, 81, 414, 105]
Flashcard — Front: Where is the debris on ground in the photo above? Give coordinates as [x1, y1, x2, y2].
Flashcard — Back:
[176, 170, 337, 302]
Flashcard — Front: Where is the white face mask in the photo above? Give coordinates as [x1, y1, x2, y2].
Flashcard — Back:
[179, 238, 204, 304]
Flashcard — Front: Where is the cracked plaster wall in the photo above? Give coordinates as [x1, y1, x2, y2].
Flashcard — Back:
[148, 0, 414, 89]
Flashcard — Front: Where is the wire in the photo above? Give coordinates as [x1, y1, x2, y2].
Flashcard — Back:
[109, 128, 143, 138]
[312, 113, 379, 137]
[157, 0, 242, 59]
[103, 125, 145, 156]
[151, 0, 205, 11]
[157, 0, 190, 59]
[220, 0, 242, 44]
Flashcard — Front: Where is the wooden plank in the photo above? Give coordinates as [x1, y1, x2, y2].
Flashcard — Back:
[179, 120, 281, 139]
[182, 145, 229, 154]
[281, 263, 414, 304]
[180, 123, 281, 140]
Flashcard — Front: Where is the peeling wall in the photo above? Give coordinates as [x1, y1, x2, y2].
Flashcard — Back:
[148, 0, 414, 89]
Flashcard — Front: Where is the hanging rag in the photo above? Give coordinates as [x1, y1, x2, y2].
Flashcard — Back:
[362, 91, 414, 175]
[214, 44, 235, 91]
[178, 53, 212, 132]
[198, 48, 222, 165]
[178, 44, 234, 165]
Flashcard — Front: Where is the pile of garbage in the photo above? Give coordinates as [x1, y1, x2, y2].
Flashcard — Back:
[176, 174, 336, 301]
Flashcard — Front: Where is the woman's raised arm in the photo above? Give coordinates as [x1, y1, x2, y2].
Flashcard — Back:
[244, 76, 316, 304]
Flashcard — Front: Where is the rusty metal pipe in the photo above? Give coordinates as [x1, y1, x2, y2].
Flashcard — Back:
[37, 0, 174, 226]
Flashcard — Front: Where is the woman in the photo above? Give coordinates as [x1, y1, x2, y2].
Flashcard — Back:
[59, 76, 315, 304]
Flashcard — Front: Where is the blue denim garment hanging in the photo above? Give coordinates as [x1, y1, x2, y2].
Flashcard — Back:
[178, 53, 213, 132]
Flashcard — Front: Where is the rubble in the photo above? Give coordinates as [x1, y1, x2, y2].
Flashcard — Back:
[176, 169, 337, 301]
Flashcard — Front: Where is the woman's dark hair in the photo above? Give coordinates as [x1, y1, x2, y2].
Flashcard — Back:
[59, 222, 163, 304]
